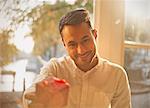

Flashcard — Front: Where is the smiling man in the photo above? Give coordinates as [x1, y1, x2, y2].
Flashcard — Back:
[23, 9, 131, 108]
[61, 22, 98, 72]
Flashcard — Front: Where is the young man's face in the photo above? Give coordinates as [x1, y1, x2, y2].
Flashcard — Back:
[61, 22, 97, 67]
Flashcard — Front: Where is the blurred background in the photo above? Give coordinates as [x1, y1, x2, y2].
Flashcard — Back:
[0, 0, 150, 108]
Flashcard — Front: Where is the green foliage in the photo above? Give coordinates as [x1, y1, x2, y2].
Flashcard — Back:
[0, 0, 93, 57]
[0, 30, 18, 67]
[26, 0, 93, 56]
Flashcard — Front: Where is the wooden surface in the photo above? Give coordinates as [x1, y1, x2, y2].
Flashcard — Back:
[0, 92, 23, 108]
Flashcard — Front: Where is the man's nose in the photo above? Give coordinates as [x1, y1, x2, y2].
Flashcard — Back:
[77, 44, 86, 54]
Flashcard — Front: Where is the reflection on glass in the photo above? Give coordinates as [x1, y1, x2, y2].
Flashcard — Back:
[124, 48, 150, 108]
[125, 0, 150, 44]
[125, 1, 150, 108]
[124, 48, 150, 81]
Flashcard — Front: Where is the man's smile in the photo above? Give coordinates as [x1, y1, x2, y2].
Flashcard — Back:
[78, 51, 92, 59]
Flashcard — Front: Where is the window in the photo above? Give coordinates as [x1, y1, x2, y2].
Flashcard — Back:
[125, 0, 150, 82]
[124, 1, 150, 108]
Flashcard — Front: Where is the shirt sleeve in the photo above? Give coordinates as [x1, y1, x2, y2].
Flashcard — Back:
[22, 58, 57, 108]
[111, 67, 132, 108]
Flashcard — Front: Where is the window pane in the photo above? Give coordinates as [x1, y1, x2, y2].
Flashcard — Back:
[125, 0, 150, 44]
[124, 48, 150, 81]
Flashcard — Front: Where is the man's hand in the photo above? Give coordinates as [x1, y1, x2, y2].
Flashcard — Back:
[24, 92, 45, 108]
[24, 77, 70, 108]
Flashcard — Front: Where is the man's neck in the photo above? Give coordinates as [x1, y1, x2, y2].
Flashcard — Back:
[77, 56, 98, 72]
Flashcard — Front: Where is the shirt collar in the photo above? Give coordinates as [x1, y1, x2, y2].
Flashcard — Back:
[67, 54, 104, 78]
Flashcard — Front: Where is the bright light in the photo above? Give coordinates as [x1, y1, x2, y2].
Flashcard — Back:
[38, 0, 57, 4]
[65, 0, 76, 5]
[13, 24, 34, 54]
[22, 37, 34, 54]
[14, 36, 34, 54]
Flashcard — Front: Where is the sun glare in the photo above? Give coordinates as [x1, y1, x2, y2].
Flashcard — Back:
[13, 24, 34, 54]
[22, 37, 34, 54]
[65, 0, 76, 4]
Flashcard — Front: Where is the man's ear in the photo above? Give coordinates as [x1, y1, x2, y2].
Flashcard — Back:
[92, 29, 97, 39]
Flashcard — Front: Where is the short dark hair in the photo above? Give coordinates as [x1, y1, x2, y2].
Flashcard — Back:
[59, 8, 92, 35]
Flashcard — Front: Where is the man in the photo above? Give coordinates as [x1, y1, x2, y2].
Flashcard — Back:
[23, 8, 131, 108]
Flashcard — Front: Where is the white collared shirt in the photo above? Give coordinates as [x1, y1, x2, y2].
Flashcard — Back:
[23, 56, 131, 108]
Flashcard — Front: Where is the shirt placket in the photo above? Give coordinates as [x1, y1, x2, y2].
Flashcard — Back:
[79, 75, 88, 108]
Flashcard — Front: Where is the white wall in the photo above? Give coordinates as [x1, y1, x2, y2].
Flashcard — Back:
[94, 0, 125, 66]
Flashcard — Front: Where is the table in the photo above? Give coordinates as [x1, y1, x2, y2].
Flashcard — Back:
[0, 92, 22, 108]
[0, 70, 16, 92]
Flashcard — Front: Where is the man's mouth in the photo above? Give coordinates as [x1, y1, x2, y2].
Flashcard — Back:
[78, 51, 92, 59]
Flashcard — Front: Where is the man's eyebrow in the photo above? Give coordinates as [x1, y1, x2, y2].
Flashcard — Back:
[67, 41, 76, 45]
[81, 35, 89, 40]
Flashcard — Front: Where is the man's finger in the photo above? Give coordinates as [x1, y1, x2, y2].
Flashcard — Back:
[24, 92, 36, 100]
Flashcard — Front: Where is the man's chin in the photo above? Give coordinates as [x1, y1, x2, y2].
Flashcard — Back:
[78, 59, 91, 66]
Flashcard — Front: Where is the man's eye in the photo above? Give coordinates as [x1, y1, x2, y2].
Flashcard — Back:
[83, 39, 90, 43]
[68, 43, 76, 48]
